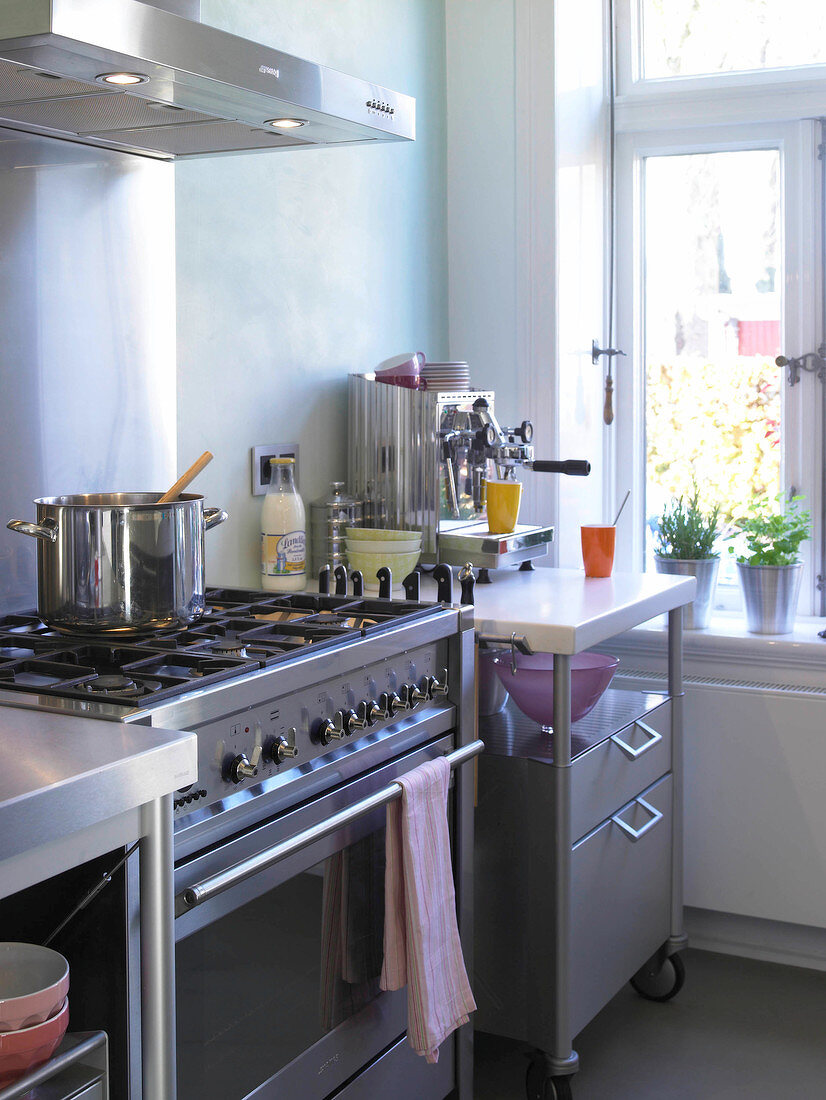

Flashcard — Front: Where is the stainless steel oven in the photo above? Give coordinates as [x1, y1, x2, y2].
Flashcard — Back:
[174, 734, 481, 1100]
[0, 581, 478, 1100]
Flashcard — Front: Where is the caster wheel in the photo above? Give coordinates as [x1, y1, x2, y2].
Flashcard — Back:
[526, 1055, 573, 1100]
[630, 952, 685, 1002]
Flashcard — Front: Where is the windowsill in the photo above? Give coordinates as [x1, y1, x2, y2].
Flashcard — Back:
[608, 611, 826, 688]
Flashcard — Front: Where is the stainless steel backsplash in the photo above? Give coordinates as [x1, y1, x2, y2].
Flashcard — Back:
[0, 127, 176, 614]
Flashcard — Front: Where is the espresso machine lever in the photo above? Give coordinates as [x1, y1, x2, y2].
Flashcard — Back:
[529, 459, 591, 476]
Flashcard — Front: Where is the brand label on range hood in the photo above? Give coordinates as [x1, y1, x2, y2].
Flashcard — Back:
[259, 65, 280, 79]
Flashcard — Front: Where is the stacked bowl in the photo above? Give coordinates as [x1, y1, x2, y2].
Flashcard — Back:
[0, 944, 70, 1088]
[421, 361, 472, 391]
[345, 528, 422, 590]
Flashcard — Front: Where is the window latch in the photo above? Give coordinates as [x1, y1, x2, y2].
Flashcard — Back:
[776, 352, 826, 387]
[592, 340, 626, 365]
[592, 340, 626, 424]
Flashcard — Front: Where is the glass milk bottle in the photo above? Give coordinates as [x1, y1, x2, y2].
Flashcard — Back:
[261, 458, 306, 591]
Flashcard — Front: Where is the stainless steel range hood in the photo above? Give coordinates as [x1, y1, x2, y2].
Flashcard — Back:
[0, 0, 415, 160]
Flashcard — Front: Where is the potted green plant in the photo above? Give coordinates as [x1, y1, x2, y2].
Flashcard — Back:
[730, 493, 811, 634]
[654, 485, 722, 629]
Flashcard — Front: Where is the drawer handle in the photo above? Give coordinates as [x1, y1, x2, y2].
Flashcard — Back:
[612, 796, 664, 842]
[610, 720, 662, 760]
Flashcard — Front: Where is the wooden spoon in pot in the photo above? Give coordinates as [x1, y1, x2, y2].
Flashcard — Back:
[158, 451, 214, 504]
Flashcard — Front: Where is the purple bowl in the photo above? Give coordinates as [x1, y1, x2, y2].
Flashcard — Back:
[492, 651, 619, 727]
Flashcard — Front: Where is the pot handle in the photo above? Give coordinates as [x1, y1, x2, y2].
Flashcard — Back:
[7, 518, 58, 543]
[204, 507, 228, 532]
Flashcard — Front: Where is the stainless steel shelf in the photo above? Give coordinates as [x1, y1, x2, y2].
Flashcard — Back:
[479, 687, 668, 763]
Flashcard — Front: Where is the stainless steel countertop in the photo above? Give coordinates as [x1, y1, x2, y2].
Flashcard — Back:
[0, 708, 197, 864]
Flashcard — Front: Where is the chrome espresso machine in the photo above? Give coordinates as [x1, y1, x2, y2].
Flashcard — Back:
[348, 374, 590, 572]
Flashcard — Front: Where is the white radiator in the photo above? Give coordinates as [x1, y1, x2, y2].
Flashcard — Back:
[617, 671, 826, 965]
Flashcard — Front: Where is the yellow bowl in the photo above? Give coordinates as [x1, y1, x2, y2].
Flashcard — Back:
[345, 548, 421, 580]
[345, 527, 421, 543]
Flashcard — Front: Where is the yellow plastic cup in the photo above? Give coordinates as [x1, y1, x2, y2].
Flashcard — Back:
[486, 480, 522, 534]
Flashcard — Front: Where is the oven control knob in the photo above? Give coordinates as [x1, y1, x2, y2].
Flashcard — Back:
[269, 735, 299, 763]
[347, 707, 369, 733]
[401, 682, 427, 709]
[359, 699, 382, 726]
[426, 669, 449, 698]
[379, 691, 401, 718]
[228, 753, 258, 784]
[314, 717, 343, 745]
[333, 708, 359, 737]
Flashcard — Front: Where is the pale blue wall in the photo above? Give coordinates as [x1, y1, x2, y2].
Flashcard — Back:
[176, 0, 448, 586]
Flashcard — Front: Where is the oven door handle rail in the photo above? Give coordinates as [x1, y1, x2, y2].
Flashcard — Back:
[178, 739, 485, 912]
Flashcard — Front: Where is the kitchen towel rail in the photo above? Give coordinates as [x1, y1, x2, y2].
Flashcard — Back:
[179, 739, 485, 911]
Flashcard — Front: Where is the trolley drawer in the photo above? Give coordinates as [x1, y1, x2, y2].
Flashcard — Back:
[571, 700, 671, 842]
[570, 772, 673, 1037]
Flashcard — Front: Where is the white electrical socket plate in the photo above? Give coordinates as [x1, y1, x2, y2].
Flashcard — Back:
[251, 443, 300, 496]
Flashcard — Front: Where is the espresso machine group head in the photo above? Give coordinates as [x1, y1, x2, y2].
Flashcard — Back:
[468, 397, 590, 481]
[348, 374, 590, 571]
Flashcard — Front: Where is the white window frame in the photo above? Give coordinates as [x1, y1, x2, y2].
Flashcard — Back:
[613, 123, 821, 613]
[610, 2, 824, 618]
[615, 0, 826, 102]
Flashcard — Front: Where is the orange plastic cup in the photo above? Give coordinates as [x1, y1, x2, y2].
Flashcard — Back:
[487, 480, 522, 534]
[581, 525, 616, 578]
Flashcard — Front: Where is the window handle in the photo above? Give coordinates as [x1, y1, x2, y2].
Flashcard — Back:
[592, 340, 626, 425]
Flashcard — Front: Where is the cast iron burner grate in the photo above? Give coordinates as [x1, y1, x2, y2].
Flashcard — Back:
[0, 586, 440, 706]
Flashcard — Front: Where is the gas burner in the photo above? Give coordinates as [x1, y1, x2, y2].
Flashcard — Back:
[211, 638, 248, 657]
[84, 674, 141, 697]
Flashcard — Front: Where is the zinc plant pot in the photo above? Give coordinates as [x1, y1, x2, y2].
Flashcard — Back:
[736, 561, 803, 634]
[654, 556, 719, 629]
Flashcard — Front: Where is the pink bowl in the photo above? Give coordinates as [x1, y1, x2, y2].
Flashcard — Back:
[375, 352, 425, 390]
[0, 943, 69, 1033]
[0, 997, 69, 1088]
[492, 651, 619, 727]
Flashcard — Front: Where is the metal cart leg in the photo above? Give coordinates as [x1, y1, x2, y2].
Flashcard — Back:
[140, 795, 177, 1100]
[630, 606, 688, 1005]
[525, 654, 578, 1098]
[667, 606, 688, 956]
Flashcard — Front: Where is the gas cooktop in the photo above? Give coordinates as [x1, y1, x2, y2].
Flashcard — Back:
[0, 587, 440, 707]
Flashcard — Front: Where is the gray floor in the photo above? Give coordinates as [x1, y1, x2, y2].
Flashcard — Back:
[474, 949, 826, 1098]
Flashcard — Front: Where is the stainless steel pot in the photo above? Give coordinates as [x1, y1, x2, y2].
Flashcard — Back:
[736, 561, 803, 634]
[7, 493, 227, 634]
[654, 556, 720, 629]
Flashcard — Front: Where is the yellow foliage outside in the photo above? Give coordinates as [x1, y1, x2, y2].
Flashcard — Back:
[646, 356, 781, 523]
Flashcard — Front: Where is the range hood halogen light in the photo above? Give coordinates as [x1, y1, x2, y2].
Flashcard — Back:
[266, 118, 307, 129]
[96, 72, 149, 86]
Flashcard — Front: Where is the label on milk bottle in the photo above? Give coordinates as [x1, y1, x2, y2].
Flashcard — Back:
[261, 530, 306, 577]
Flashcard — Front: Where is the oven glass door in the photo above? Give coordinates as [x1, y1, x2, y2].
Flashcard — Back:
[176, 821, 398, 1100]
[174, 730, 462, 1100]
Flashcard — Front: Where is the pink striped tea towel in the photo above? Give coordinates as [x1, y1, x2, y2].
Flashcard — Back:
[380, 755, 476, 1063]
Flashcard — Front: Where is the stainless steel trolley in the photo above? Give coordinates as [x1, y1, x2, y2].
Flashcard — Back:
[474, 607, 687, 1099]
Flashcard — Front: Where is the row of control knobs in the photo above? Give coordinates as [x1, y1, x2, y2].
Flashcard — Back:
[316, 671, 449, 746]
[226, 671, 448, 784]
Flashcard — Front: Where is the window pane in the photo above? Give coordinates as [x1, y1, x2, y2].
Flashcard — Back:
[642, 0, 826, 79]
[644, 149, 782, 584]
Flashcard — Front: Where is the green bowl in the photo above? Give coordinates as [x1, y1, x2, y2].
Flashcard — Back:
[345, 538, 421, 554]
[345, 548, 421, 580]
[345, 527, 421, 543]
